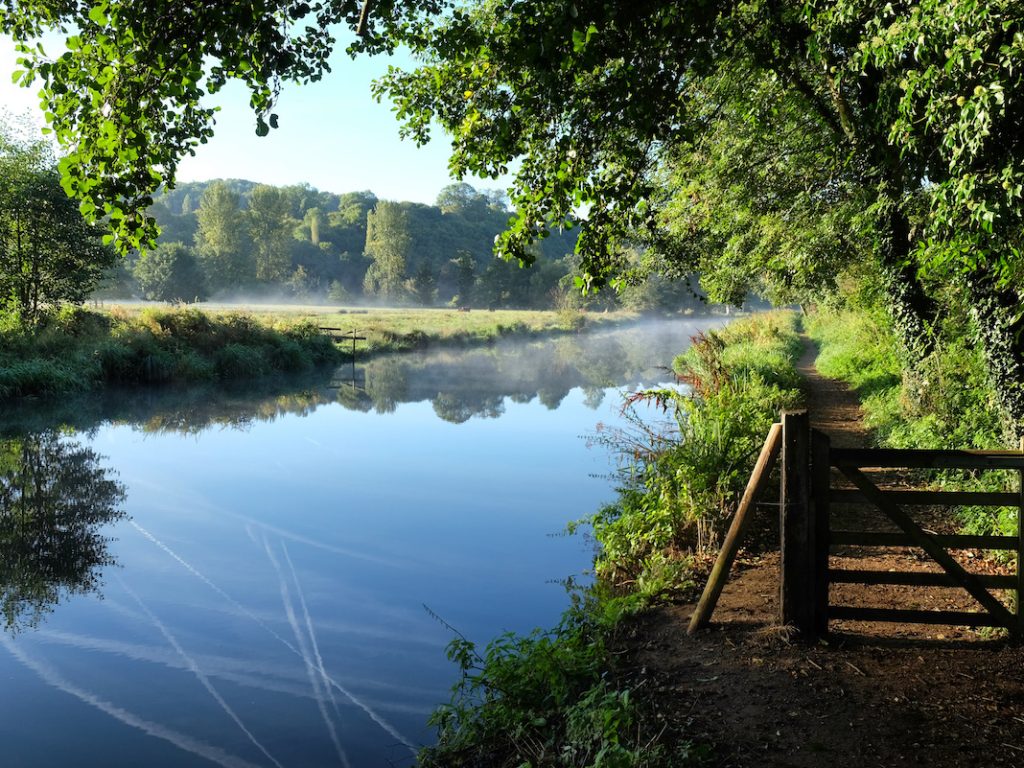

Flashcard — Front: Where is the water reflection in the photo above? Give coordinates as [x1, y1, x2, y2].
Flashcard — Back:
[0, 431, 126, 633]
[0, 318, 720, 766]
[0, 320, 707, 436]
[335, 322, 698, 423]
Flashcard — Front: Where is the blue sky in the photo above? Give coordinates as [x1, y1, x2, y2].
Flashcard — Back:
[0, 33, 505, 205]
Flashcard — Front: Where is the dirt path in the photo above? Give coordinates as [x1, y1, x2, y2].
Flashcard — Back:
[622, 336, 1024, 767]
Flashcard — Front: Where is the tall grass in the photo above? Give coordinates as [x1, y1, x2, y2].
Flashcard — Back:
[586, 311, 804, 599]
[0, 306, 341, 398]
[806, 307, 1015, 537]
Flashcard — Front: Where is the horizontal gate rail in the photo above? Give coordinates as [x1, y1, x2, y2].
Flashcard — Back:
[830, 489, 1019, 506]
[829, 569, 1017, 589]
[831, 447, 1024, 470]
[829, 531, 1018, 550]
[829, 606, 1012, 628]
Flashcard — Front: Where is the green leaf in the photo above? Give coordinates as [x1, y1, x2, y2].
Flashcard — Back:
[571, 24, 598, 53]
[88, 4, 108, 26]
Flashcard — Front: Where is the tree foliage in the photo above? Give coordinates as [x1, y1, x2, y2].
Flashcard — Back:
[363, 200, 411, 299]
[141, 177, 623, 309]
[5, 3, 1023, 291]
[194, 180, 250, 290]
[0, 120, 113, 321]
[133, 241, 206, 302]
[1, 0, 444, 250]
[247, 184, 293, 283]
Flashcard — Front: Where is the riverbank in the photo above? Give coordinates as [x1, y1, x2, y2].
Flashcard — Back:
[418, 311, 805, 767]
[419, 307, 1024, 767]
[0, 305, 341, 398]
[0, 304, 644, 399]
[611, 320, 1024, 767]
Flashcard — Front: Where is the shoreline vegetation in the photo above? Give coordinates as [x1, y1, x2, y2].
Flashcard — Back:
[0, 304, 647, 400]
[418, 311, 805, 767]
[807, 306, 1019, 540]
[419, 303, 1019, 768]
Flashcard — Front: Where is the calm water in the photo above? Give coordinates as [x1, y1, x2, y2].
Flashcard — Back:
[0, 318, 718, 767]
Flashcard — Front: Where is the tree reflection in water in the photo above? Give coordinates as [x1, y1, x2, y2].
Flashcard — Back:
[345, 324, 682, 423]
[0, 431, 126, 634]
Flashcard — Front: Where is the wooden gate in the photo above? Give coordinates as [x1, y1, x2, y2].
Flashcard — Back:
[787, 416, 1024, 640]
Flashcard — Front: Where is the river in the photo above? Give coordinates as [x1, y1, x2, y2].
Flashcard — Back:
[0, 317, 720, 767]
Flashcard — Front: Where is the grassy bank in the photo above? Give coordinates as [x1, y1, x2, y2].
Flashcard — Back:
[100, 302, 640, 354]
[806, 307, 1016, 537]
[419, 311, 804, 767]
[806, 308, 1007, 450]
[0, 306, 341, 398]
[0, 305, 642, 400]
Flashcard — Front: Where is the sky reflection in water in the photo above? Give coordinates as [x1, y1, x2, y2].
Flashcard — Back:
[0, 318, 720, 767]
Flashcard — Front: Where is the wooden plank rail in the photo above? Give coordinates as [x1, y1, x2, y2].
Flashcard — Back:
[687, 423, 783, 634]
[829, 569, 1017, 589]
[830, 489, 1019, 507]
[829, 606, 1012, 628]
[829, 531, 1018, 550]
[831, 447, 1024, 470]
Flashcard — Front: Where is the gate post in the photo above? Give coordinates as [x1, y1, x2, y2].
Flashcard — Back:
[1017, 464, 1023, 643]
[780, 411, 815, 636]
[811, 429, 832, 637]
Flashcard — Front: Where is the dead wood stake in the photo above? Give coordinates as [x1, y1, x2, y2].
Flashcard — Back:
[688, 422, 783, 634]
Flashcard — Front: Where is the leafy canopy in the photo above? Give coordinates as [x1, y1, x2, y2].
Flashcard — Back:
[1, 0, 442, 250]
[4, 1, 1024, 301]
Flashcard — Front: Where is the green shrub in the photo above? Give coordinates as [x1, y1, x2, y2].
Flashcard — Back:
[214, 344, 267, 380]
[267, 337, 310, 372]
[590, 311, 804, 592]
[421, 597, 693, 768]
[0, 358, 85, 398]
[96, 335, 176, 383]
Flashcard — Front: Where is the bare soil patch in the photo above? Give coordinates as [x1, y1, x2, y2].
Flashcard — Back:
[619, 336, 1024, 766]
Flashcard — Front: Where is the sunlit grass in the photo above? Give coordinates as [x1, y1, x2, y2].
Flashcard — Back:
[97, 303, 641, 353]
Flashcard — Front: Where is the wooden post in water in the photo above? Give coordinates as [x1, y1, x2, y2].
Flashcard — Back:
[688, 423, 782, 634]
[780, 410, 815, 636]
[349, 329, 365, 382]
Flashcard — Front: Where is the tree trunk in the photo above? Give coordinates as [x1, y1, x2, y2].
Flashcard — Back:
[967, 277, 1024, 442]
[876, 206, 937, 364]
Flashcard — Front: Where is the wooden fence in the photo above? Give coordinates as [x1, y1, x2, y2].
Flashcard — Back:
[691, 411, 1024, 641]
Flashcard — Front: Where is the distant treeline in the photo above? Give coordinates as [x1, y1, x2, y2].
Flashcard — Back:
[98, 179, 701, 312]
